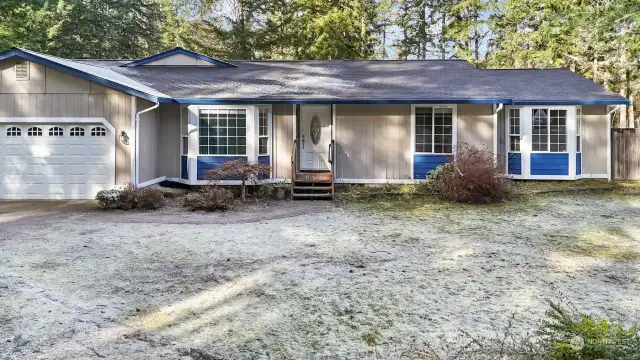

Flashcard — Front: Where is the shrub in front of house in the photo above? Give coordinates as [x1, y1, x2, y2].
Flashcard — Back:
[95, 183, 166, 210]
[205, 159, 271, 201]
[136, 187, 166, 210]
[182, 187, 235, 211]
[428, 144, 510, 204]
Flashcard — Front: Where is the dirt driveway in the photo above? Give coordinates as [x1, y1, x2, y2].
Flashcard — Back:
[1, 194, 639, 359]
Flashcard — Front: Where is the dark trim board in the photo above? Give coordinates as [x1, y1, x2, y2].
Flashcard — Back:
[123, 48, 237, 68]
[174, 98, 513, 105]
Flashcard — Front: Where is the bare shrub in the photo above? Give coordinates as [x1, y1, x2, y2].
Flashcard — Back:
[183, 187, 235, 211]
[118, 183, 139, 210]
[95, 183, 167, 210]
[136, 187, 166, 210]
[428, 144, 510, 204]
[205, 160, 271, 201]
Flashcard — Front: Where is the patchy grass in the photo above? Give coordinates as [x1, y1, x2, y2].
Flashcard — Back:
[545, 226, 640, 261]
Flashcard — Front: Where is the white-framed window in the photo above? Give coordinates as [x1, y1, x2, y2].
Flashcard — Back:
[15, 60, 29, 81]
[6, 126, 21, 136]
[49, 126, 64, 136]
[258, 107, 270, 155]
[576, 107, 582, 153]
[198, 108, 247, 155]
[532, 108, 567, 152]
[181, 107, 189, 155]
[70, 127, 85, 137]
[509, 108, 521, 152]
[90, 126, 107, 136]
[415, 106, 454, 154]
[27, 126, 43, 137]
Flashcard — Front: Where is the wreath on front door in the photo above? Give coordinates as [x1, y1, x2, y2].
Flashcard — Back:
[310, 115, 321, 145]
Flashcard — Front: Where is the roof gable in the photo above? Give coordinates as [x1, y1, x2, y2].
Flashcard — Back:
[123, 48, 236, 68]
[0, 48, 171, 102]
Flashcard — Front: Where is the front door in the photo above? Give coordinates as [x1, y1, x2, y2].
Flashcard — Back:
[300, 105, 331, 171]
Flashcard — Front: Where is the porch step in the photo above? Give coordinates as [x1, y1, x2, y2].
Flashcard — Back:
[292, 192, 333, 199]
[295, 172, 333, 183]
[293, 186, 333, 191]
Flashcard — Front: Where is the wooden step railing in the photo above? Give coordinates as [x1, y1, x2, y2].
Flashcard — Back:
[290, 139, 297, 198]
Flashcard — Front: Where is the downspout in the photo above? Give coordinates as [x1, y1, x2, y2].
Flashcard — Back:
[493, 103, 504, 162]
[607, 105, 621, 181]
[135, 101, 159, 186]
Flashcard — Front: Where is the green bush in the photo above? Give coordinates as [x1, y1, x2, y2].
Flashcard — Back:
[538, 302, 640, 359]
[183, 187, 235, 211]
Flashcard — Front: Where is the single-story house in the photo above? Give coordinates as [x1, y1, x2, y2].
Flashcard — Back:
[0, 47, 630, 199]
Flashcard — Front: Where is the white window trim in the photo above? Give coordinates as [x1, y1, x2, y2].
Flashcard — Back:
[410, 104, 458, 156]
[257, 106, 272, 156]
[576, 106, 582, 154]
[529, 106, 571, 154]
[195, 105, 254, 158]
[180, 106, 189, 156]
[508, 108, 522, 153]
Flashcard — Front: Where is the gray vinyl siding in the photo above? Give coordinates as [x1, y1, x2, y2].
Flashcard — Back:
[582, 105, 608, 175]
[272, 104, 294, 179]
[335, 104, 411, 180]
[457, 104, 493, 152]
[0, 58, 133, 185]
[158, 103, 181, 178]
[137, 98, 159, 183]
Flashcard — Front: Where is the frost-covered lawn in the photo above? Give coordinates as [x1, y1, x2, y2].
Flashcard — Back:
[1, 192, 639, 359]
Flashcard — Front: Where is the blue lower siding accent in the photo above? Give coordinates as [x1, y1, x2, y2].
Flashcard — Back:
[576, 153, 582, 175]
[181, 155, 188, 180]
[508, 153, 522, 175]
[530, 153, 569, 176]
[258, 155, 270, 179]
[413, 154, 450, 179]
[197, 156, 247, 180]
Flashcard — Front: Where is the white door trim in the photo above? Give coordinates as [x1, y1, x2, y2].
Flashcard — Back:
[299, 104, 331, 171]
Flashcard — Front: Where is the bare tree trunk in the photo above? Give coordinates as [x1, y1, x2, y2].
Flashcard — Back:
[440, 13, 446, 59]
[592, 58, 598, 84]
[619, 87, 628, 128]
[629, 94, 635, 128]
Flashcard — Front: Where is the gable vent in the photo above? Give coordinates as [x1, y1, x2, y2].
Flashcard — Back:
[15, 60, 30, 81]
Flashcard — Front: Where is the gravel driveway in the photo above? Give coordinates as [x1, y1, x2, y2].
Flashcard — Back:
[1, 194, 639, 359]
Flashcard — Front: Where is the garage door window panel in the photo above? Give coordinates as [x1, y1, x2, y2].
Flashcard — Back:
[7, 127, 22, 136]
[91, 127, 107, 137]
[70, 127, 85, 137]
[49, 127, 64, 137]
[27, 127, 43, 137]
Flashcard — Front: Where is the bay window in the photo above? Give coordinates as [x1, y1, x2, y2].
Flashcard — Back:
[415, 107, 454, 154]
[532, 108, 567, 152]
[509, 108, 521, 152]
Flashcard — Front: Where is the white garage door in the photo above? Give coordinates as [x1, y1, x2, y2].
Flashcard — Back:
[0, 123, 114, 199]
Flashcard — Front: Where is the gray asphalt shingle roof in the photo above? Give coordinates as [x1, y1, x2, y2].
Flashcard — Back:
[76, 58, 627, 104]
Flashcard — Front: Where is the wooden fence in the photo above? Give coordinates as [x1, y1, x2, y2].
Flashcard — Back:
[612, 129, 640, 180]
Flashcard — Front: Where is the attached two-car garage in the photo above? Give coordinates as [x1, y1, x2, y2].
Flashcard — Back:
[0, 121, 115, 199]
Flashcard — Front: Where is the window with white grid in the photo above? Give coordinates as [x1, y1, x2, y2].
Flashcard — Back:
[27, 127, 43, 137]
[49, 127, 64, 136]
[258, 107, 269, 155]
[509, 108, 521, 152]
[198, 108, 247, 155]
[6, 126, 21, 136]
[181, 108, 189, 155]
[70, 127, 85, 137]
[415, 107, 453, 154]
[90, 127, 107, 136]
[576, 108, 582, 153]
[531, 109, 567, 152]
